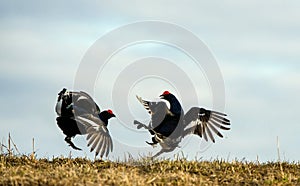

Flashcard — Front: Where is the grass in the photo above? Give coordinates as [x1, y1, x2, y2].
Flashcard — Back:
[0, 154, 299, 185]
[1, 134, 299, 185]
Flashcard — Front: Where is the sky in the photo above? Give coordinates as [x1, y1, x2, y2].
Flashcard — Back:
[1, 1, 299, 162]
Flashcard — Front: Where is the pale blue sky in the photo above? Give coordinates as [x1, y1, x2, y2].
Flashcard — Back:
[1, 1, 299, 162]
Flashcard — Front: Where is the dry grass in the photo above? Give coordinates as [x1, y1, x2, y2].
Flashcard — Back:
[0, 154, 299, 185]
[1, 135, 299, 185]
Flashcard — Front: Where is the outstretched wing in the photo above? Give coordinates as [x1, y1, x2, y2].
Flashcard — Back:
[71, 91, 101, 115]
[76, 115, 113, 158]
[183, 107, 230, 143]
[55, 89, 101, 117]
[136, 95, 169, 128]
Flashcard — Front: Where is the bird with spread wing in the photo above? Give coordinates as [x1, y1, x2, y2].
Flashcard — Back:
[55, 88, 115, 158]
[134, 91, 230, 158]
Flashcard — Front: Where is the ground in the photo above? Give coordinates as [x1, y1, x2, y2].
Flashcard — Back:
[0, 155, 299, 185]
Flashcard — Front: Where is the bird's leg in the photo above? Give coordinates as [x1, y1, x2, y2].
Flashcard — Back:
[64, 136, 82, 150]
[146, 137, 158, 147]
[135, 120, 160, 147]
[134, 120, 156, 135]
[133, 120, 150, 130]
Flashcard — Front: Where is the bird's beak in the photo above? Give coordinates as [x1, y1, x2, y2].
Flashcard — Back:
[112, 114, 116, 118]
[159, 94, 164, 99]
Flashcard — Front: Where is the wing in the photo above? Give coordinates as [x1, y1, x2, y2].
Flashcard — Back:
[136, 95, 170, 128]
[55, 89, 100, 116]
[70, 91, 101, 116]
[76, 115, 113, 158]
[183, 107, 230, 143]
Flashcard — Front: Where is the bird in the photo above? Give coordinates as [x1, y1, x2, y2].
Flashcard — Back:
[55, 88, 115, 158]
[134, 90, 230, 158]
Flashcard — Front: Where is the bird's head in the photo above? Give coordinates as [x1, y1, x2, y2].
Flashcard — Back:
[106, 109, 116, 118]
[159, 90, 182, 115]
[159, 90, 174, 101]
[98, 109, 116, 126]
[100, 109, 116, 120]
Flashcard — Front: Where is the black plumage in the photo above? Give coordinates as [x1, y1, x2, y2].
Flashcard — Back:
[55, 88, 115, 157]
[134, 91, 230, 158]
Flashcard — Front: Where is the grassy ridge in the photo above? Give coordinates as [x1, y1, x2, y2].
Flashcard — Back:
[0, 155, 299, 185]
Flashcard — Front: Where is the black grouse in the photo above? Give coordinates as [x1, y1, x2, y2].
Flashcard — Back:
[55, 88, 115, 158]
[134, 91, 230, 158]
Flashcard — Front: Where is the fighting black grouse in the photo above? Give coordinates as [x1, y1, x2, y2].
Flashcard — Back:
[55, 88, 115, 158]
[134, 91, 230, 158]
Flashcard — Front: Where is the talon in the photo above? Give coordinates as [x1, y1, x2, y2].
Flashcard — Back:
[146, 141, 157, 148]
[65, 137, 82, 150]
[134, 120, 149, 129]
[137, 124, 143, 129]
[146, 141, 155, 145]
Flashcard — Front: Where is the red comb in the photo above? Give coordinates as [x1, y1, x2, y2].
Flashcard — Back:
[107, 109, 113, 114]
[162, 91, 170, 95]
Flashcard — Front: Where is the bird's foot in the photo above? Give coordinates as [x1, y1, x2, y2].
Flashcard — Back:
[134, 120, 149, 130]
[65, 137, 82, 150]
[146, 141, 157, 148]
